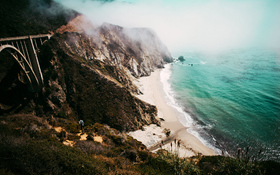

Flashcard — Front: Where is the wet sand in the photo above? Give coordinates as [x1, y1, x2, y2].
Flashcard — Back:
[130, 68, 216, 157]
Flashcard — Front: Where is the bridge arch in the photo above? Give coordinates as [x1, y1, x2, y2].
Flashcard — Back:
[0, 44, 40, 90]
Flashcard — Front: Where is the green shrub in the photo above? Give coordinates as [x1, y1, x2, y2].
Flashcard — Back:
[75, 140, 106, 155]
[58, 111, 66, 118]
[65, 122, 80, 133]
[1, 123, 280, 174]
[199, 156, 264, 175]
[29, 127, 58, 141]
[138, 150, 149, 161]
[107, 147, 125, 158]
[111, 135, 125, 146]
[259, 161, 280, 175]
[137, 150, 201, 175]
[90, 123, 111, 136]
[0, 133, 109, 174]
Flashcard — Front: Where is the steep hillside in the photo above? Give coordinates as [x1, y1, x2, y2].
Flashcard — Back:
[0, 2, 173, 131]
[36, 31, 161, 131]
[56, 15, 173, 77]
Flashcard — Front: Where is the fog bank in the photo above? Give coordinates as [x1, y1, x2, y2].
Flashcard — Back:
[54, 0, 280, 54]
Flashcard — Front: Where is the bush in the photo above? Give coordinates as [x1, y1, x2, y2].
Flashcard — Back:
[107, 147, 126, 158]
[65, 122, 80, 133]
[0, 134, 109, 174]
[75, 140, 106, 155]
[137, 150, 200, 175]
[199, 156, 264, 174]
[111, 135, 125, 146]
[87, 123, 111, 136]
[120, 149, 138, 162]
[138, 150, 149, 161]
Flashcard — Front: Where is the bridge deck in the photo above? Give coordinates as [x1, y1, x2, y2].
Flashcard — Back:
[0, 34, 52, 42]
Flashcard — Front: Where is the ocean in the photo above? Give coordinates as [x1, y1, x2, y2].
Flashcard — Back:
[161, 49, 280, 161]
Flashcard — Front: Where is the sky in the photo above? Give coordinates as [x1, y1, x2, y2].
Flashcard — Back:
[54, 0, 280, 54]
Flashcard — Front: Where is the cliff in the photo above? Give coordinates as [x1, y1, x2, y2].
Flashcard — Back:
[56, 15, 173, 77]
[0, 3, 172, 131]
[39, 13, 174, 131]
[37, 33, 158, 131]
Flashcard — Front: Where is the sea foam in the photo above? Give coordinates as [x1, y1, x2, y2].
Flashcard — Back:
[160, 63, 221, 154]
[160, 64, 194, 127]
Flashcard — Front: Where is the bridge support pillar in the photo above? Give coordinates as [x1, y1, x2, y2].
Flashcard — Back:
[0, 34, 51, 92]
[26, 36, 44, 92]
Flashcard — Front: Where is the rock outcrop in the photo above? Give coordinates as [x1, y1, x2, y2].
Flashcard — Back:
[0, 1, 173, 132]
[35, 13, 173, 131]
[37, 32, 160, 131]
[56, 15, 173, 77]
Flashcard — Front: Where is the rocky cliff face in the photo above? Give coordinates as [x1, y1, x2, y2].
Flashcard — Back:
[0, 2, 173, 131]
[40, 13, 173, 130]
[56, 15, 173, 77]
[38, 32, 161, 131]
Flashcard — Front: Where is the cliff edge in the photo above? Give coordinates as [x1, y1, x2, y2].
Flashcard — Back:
[0, 7, 172, 131]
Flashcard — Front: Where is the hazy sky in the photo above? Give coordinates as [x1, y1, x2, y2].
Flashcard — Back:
[54, 0, 280, 53]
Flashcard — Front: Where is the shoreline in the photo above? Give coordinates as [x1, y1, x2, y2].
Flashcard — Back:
[130, 66, 217, 157]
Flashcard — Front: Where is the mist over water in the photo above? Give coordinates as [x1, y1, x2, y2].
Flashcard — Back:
[54, 0, 280, 53]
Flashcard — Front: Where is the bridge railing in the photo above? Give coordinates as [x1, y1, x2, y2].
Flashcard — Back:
[0, 34, 52, 42]
[0, 34, 52, 54]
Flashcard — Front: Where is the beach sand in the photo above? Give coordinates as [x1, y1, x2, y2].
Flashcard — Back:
[129, 68, 217, 157]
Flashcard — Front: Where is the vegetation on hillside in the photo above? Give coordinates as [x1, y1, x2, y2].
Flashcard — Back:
[34, 33, 159, 131]
[1, 116, 280, 174]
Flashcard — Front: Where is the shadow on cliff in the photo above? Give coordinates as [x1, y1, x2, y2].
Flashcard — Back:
[35, 33, 160, 131]
[0, 52, 31, 115]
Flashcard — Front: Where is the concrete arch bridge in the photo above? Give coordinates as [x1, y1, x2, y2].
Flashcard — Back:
[0, 34, 52, 92]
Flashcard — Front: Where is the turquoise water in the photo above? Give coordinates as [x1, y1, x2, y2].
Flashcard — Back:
[167, 49, 280, 161]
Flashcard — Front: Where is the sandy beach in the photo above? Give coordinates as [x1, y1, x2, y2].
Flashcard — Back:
[129, 67, 217, 157]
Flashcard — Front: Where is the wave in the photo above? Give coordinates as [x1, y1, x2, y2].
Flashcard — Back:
[160, 64, 194, 127]
[160, 63, 221, 154]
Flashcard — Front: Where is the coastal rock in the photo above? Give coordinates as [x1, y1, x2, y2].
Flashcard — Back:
[36, 22, 167, 131]
[0, 7, 170, 132]
[56, 15, 173, 77]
